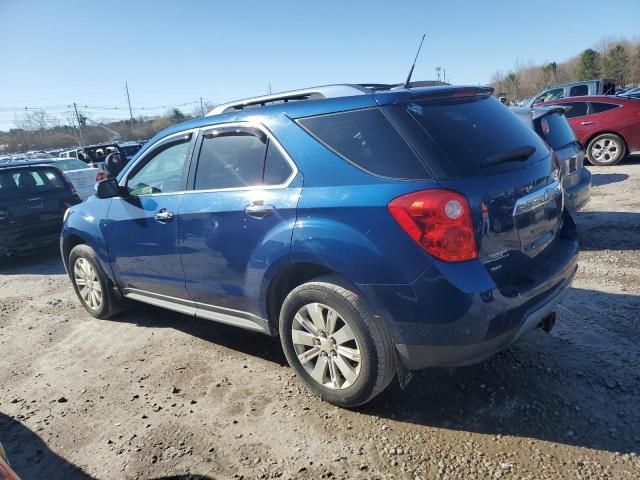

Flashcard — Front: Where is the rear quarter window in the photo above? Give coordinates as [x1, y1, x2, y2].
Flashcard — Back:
[297, 108, 430, 179]
[590, 102, 620, 114]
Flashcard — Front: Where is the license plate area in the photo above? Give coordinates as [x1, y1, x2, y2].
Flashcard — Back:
[513, 180, 563, 255]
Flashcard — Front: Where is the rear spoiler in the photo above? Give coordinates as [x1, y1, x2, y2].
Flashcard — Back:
[390, 86, 494, 104]
[531, 105, 570, 120]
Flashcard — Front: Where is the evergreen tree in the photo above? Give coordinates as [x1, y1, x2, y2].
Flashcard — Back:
[577, 49, 600, 80]
[603, 44, 629, 84]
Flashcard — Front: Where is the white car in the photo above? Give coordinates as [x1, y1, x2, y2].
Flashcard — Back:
[47, 158, 106, 199]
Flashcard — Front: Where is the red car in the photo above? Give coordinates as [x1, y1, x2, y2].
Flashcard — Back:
[539, 95, 640, 166]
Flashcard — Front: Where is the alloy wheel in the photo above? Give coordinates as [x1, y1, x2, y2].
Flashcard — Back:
[291, 303, 361, 389]
[592, 138, 620, 163]
[74, 258, 103, 310]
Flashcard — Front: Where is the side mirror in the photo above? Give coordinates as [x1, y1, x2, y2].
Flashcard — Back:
[96, 178, 123, 199]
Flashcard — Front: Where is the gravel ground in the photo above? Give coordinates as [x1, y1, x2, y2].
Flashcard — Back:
[1, 158, 639, 480]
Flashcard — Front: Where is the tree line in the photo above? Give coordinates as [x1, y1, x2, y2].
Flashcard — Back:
[491, 36, 640, 100]
[0, 104, 214, 154]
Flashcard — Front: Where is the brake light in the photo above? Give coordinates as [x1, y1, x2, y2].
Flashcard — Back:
[388, 189, 477, 262]
[96, 171, 107, 182]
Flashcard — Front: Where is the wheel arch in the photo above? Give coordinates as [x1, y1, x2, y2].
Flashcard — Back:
[584, 130, 629, 154]
[265, 262, 336, 333]
[61, 233, 88, 272]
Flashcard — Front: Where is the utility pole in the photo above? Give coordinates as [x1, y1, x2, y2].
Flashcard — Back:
[200, 97, 205, 117]
[435, 66, 441, 82]
[73, 102, 85, 147]
[125, 81, 134, 132]
[268, 82, 272, 94]
[443, 68, 447, 83]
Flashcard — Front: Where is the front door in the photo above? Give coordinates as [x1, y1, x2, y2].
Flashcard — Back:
[108, 131, 195, 299]
[179, 125, 300, 318]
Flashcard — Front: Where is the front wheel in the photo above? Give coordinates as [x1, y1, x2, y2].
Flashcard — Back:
[279, 276, 395, 407]
[68, 244, 126, 319]
[586, 133, 626, 166]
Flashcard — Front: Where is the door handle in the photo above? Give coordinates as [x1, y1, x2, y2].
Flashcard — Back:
[245, 201, 275, 219]
[580, 121, 594, 125]
[154, 209, 175, 223]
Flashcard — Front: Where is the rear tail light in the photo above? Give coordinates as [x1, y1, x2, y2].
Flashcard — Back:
[388, 189, 477, 262]
[96, 171, 107, 182]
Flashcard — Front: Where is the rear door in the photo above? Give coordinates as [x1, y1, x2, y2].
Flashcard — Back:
[178, 124, 300, 321]
[553, 101, 591, 141]
[107, 131, 195, 299]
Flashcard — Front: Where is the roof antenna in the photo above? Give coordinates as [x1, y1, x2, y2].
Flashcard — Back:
[403, 34, 426, 89]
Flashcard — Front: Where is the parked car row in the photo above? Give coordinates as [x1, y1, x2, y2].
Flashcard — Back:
[537, 95, 640, 166]
[518, 79, 640, 166]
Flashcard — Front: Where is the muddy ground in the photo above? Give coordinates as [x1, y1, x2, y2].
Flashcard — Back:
[1, 159, 639, 480]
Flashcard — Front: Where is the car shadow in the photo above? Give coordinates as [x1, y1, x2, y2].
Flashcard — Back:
[359, 286, 640, 455]
[574, 210, 640, 251]
[0, 248, 65, 275]
[113, 303, 287, 367]
[589, 172, 629, 186]
[0, 412, 95, 480]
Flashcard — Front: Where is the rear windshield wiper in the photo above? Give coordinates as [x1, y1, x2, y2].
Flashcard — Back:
[481, 145, 536, 168]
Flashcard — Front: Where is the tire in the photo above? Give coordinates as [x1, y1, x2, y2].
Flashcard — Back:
[586, 133, 626, 166]
[279, 275, 395, 407]
[68, 244, 126, 319]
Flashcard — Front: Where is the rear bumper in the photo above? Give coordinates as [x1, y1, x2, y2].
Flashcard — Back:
[395, 266, 574, 369]
[564, 168, 591, 212]
[359, 214, 579, 370]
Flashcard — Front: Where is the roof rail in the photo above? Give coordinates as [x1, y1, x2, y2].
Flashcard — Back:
[206, 84, 371, 116]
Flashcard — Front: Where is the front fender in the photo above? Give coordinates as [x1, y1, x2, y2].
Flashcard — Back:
[61, 196, 114, 283]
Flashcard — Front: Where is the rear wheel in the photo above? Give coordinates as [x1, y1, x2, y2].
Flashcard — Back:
[68, 244, 126, 319]
[279, 276, 395, 407]
[586, 133, 626, 166]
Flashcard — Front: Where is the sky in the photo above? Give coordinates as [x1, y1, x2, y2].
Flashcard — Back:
[0, 0, 639, 130]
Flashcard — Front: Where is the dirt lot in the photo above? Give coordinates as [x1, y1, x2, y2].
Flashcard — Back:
[1, 159, 640, 480]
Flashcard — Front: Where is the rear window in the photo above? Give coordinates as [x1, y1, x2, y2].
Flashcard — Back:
[388, 95, 551, 179]
[535, 112, 577, 150]
[297, 108, 430, 179]
[0, 167, 67, 198]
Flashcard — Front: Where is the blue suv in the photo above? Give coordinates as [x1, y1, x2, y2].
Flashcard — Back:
[61, 84, 578, 407]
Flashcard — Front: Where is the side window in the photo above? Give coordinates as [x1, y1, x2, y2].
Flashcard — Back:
[194, 131, 267, 190]
[127, 138, 191, 196]
[569, 85, 588, 96]
[298, 108, 428, 179]
[561, 102, 588, 118]
[590, 102, 619, 114]
[263, 141, 293, 185]
[534, 88, 564, 104]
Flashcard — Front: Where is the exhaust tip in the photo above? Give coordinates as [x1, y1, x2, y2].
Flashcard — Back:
[541, 312, 557, 333]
